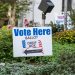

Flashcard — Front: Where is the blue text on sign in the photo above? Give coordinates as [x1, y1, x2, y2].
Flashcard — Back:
[13, 28, 51, 36]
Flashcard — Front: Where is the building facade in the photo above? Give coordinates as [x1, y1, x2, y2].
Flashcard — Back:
[20, 0, 75, 26]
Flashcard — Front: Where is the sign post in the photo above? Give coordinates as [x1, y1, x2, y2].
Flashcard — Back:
[64, 0, 68, 30]
[42, 13, 46, 26]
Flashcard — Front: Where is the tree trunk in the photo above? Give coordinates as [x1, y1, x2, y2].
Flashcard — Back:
[11, 3, 16, 26]
[8, 4, 12, 25]
[7, 4, 16, 26]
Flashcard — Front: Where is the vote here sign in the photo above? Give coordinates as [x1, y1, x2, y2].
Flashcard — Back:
[12, 27, 52, 57]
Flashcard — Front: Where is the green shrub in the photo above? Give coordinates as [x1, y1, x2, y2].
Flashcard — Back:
[54, 30, 75, 44]
[0, 26, 75, 75]
[56, 49, 75, 74]
[0, 26, 13, 62]
[49, 21, 64, 33]
[49, 21, 58, 33]
[0, 26, 26, 62]
[0, 35, 75, 75]
[0, 26, 75, 67]
[0, 58, 75, 75]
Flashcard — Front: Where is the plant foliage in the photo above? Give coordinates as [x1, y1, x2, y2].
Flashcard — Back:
[54, 30, 75, 44]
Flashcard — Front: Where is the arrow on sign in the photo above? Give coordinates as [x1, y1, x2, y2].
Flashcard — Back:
[24, 49, 43, 55]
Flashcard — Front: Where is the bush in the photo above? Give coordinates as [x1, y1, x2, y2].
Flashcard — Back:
[1, 54, 75, 75]
[0, 26, 27, 62]
[0, 62, 67, 75]
[0, 26, 75, 63]
[0, 27, 75, 75]
[49, 21, 64, 33]
[49, 21, 58, 33]
[56, 49, 75, 74]
[0, 26, 13, 62]
[54, 30, 75, 44]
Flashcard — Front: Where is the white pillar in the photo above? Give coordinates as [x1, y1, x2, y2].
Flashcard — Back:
[64, 0, 68, 30]
[32, 0, 35, 26]
[72, 0, 75, 9]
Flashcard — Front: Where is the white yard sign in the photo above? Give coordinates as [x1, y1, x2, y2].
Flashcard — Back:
[12, 27, 52, 57]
